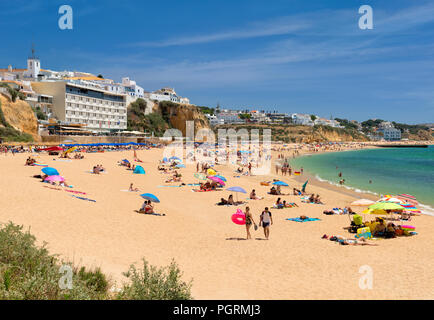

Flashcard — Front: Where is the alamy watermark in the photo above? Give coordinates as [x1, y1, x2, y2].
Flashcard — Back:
[359, 5, 373, 30]
[58, 5, 73, 30]
[162, 121, 272, 175]
[59, 264, 73, 290]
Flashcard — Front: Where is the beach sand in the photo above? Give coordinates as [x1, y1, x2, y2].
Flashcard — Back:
[1, 147, 433, 299]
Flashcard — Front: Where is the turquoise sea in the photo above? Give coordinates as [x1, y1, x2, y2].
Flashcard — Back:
[290, 145, 434, 214]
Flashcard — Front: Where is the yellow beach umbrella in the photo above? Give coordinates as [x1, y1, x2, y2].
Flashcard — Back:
[363, 202, 405, 214]
[207, 168, 216, 176]
[65, 146, 77, 154]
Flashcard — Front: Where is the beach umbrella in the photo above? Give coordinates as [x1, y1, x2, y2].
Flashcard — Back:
[64, 146, 77, 154]
[351, 199, 375, 206]
[214, 175, 227, 182]
[377, 197, 405, 204]
[207, 168, 217, 176]
[194, 173, 207, 180]
[122, 159, 130, 164]
[227, 186, 247, 193]
[273, 181, 288, 187]
[42, 167, 59, 176]
[133, 165, 146, 174]
[169, 156, 182, 161]
[363, 202, 405, 214]
[400, 203, 421, 214]
[208, 176, 225, 186]
[396, 194, 419, 206]
[175, 164, 186, 168]
[226, 186, 246, 202]
[301, 180, 308, 193]
[140, 193, 160, 203]
[44, 175, 65, 182]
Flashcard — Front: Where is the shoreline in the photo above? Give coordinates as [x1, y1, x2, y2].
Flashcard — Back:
[1, 145, 434, 299]
[285, 146, 434, 216]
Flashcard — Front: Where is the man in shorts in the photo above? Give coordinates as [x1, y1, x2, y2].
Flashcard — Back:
[260, 207, 273, 240]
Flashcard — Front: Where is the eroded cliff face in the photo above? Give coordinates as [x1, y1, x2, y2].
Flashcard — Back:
[308, 126, 369, 143]
[154, 101, 210, 136]
[0, 94, 40, 141]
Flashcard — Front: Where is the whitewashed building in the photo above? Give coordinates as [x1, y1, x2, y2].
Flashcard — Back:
[31, 80, 127, 133]
[291, 113, 314, 126]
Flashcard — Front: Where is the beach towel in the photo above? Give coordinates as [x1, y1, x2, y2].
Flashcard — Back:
[43, 185, 61, 191]
[158, 185, 183, 188]
[54, 159, 72, 162]
[191, 189, 218, 192]
[70, 195, 96, 202]
[134, 210, 165, 216]
[65, 189, 87, 195]
[286, 217, 320, 222]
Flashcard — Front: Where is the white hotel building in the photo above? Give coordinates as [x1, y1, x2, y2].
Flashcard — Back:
[31, 80, 127, 133]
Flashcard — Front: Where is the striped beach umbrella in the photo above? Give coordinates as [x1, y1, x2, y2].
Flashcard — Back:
[400, 203, 421, 214]
[396, 194, 419, 206]
[377, 197, 405, 204]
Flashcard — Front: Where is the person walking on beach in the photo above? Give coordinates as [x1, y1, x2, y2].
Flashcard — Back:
[244, 206, 256, 239]
[259, 207, 273, 240]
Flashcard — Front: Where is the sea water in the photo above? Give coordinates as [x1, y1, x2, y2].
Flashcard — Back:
[290, 145, 434, 214]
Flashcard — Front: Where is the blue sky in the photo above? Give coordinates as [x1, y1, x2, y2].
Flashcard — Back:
[0, 0, 433, 124]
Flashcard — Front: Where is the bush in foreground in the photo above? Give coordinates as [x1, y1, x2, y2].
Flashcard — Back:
[0, 222, 192, 300]
[117, 258, 193, 300]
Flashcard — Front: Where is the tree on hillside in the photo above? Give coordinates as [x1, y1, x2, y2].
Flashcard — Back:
[97, 74, 104, 79]
[310, 115, 317, 122]
[129, 98, 148, 116]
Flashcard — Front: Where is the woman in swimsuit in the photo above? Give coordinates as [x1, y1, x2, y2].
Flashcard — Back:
[244, 206, 256, 240]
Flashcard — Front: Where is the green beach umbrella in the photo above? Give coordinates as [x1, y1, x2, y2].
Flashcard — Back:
[363, 202, 405, 215]
[301, 180, 308, 193]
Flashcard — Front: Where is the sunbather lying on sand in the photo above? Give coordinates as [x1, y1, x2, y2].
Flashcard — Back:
[322, 234, 378, 246]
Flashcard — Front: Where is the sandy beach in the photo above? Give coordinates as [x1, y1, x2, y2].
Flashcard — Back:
[1, 145, 433, 300]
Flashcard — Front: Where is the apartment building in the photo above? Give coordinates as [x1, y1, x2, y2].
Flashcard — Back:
[31, 80, 127, 132]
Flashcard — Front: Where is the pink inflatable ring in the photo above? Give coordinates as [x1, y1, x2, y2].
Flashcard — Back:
[231, 212, 246, 225]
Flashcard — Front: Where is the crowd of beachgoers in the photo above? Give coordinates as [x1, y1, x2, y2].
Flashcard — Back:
[0, 139, 431, 299]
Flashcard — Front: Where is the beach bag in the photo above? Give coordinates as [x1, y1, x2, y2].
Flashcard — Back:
[355, 227, 372, 239]
[353, 214, 363, 226]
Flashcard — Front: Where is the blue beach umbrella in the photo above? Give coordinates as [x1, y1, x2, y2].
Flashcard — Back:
[273, 181, 288, 187]
[226, 186, 247, 194]
[140, 193, 160, 203]
[214, 175, 227, 182]
[42, 167, 59, 176]
[133, 165, 146, 174]
[122, 159, 130, 163]
[175, 164, 186, 168]
[169, 156, 182, 161]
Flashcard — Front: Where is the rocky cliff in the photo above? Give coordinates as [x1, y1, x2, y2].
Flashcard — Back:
[0, 94, 40, 142]
[154, 101, 210, 136]
[216, 123, 369, 143]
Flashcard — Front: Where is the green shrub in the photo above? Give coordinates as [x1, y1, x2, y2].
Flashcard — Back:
[0, 222, 193, 300]
[117, 258, 192, 300]
[0, 222, 109, 300]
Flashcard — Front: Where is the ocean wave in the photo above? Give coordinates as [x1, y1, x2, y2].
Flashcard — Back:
[313, 174, 434, 216]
